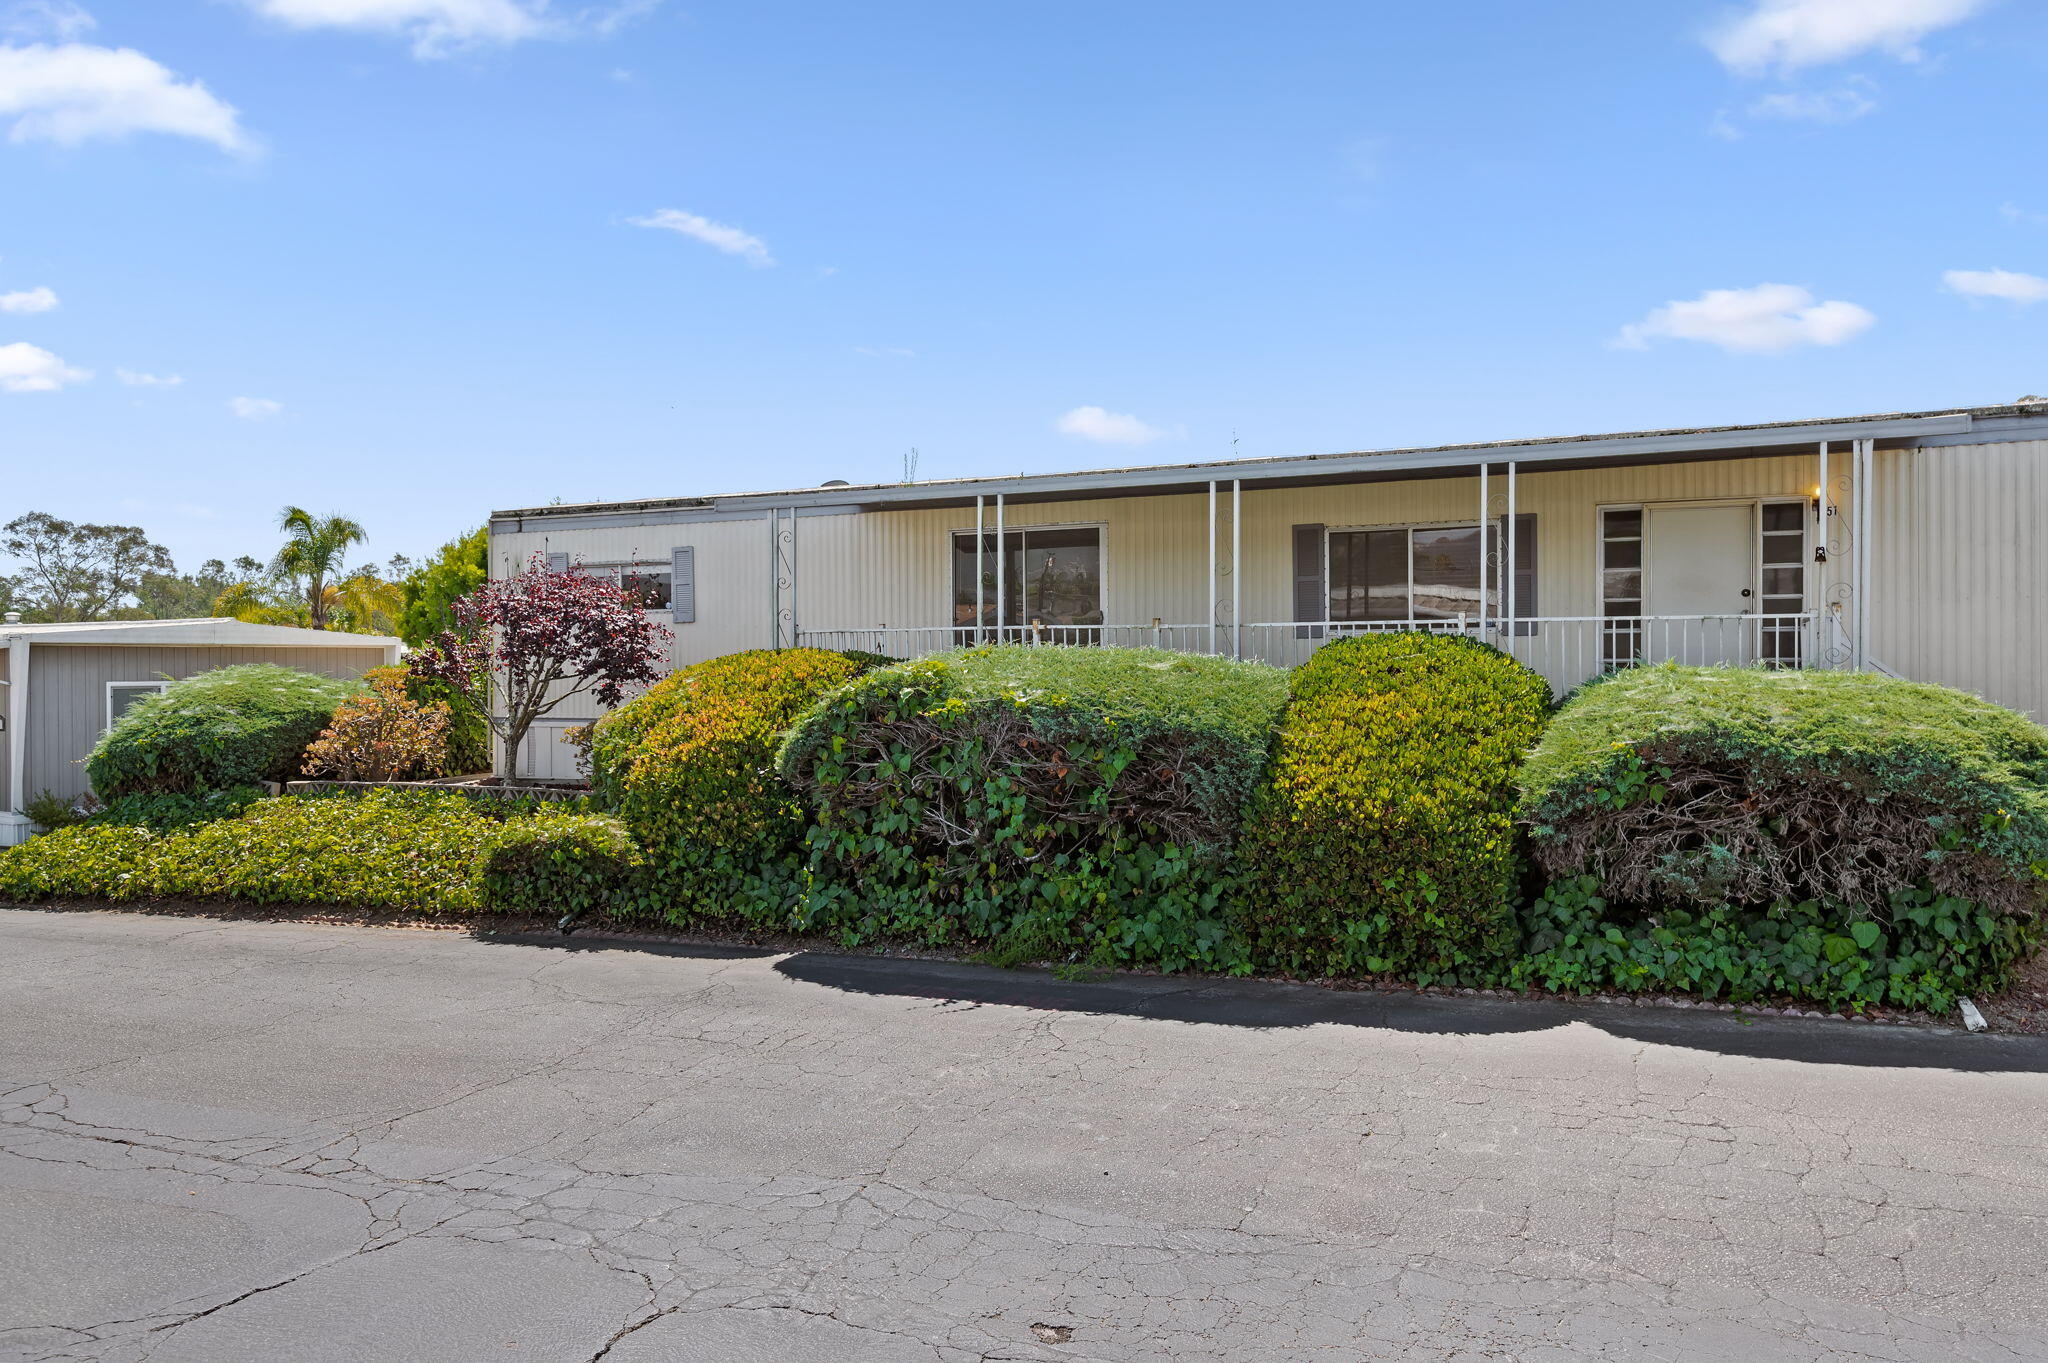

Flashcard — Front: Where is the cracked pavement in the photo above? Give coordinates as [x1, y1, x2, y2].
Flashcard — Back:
[3, 910, 2046, 1361]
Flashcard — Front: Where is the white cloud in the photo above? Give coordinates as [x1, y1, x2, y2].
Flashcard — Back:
[1943, 268, 2048, 304]
[238, 0, 657, 59]
[2, 1, 96, 41]
[1999, 203, 2048, 227]
[1746, 80, 1878, 123]
[0, 339, 87, 391]
[1707, 0, 1989, 73]
[629, 208, 774, 267]
[116, 366, 181, 386]
[1615, 283, 1875, 353]
[0, 42, 250, 151]
[0, 283, 55, 312]
[229, 395, 282, 419]
[1055, 405, 1165, 446]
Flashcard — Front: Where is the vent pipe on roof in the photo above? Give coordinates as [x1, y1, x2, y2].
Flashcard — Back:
[820, 479, 851, 487]
[2, 612, 18, 625]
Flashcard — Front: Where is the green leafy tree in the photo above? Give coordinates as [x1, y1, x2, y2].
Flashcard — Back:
[397, 528, 487, 647]
[272, 507, 367, 630]
[1, 512, 173, 621]
[133, 557, 266, 620]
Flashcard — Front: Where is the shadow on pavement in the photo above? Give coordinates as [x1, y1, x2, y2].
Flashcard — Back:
[476, 929, 783, 963]
[473, 928, 2048, 1074]
[778, 953, 2048, 1074]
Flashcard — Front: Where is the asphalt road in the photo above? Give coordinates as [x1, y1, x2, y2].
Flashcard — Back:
[3, 910, 2046, 1363]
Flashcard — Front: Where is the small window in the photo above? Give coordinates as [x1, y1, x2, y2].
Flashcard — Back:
[107, 680, 170, 731]
[577, 563, 673, 611]
[1758, 499, 1808, 666]
[1600, 508, 1645, 669]
[1327, 524, 1497, 624]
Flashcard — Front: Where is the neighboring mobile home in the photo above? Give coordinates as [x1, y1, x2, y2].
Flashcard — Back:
[0, 617, 400, 843]
[489, 401, 2048, 779]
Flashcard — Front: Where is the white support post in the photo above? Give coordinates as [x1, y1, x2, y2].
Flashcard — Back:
[1815, 440, 1829, 667]
[1854, 438, 1872, 671]
[787, 504, 798, 646]
[1476, 462, 1489, 635]
[1231, 479, 1242, 660]
[995, 492, 1007, 642]
[1207, 480, 1218, 655]
[1505, 462, 1517, 641]
[974, 494, 986, 644]
[767, 510, 778, 645]
[5, 637, 27, 819]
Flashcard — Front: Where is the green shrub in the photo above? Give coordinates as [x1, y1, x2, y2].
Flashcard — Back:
[85, 664, 363, 799]
[95, 786, 264, 831]
[0, 789, 524, 914]
[1516, 876, 2039, 1015]
[1519, 665, 2048, 919]
[0, 823, 166, 902]
[477, 814, 642, 921]
[1232, 633, 1553, 983]
[588, 648, 879, 922]
[20, 789, 89, 830]
[777, 645, 1291, 971]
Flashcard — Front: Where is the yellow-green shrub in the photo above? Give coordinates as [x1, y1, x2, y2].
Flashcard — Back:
[1233, 633, 1552, 982]
[0, 790, 543, 915]
[586, 648, 879, 921]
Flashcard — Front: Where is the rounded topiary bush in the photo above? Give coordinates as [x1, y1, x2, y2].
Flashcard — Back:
[1515, 665, 2048, 1012]
[776, 645, 1291, 971]
[587, 647, 878, 921]
[1232, 632, 1553, 983]
[86, 664, 364, 799]
[1519, 665, 2048, 917]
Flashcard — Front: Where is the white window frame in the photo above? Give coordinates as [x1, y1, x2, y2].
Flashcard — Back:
[105, 679, 170, 732]
[945, 519, 1111, 630]
[1323, 518, 1500, 624]
[577, 560, 675, 615]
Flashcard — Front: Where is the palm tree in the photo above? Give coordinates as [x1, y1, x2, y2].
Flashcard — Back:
[272, 507, 366, 630]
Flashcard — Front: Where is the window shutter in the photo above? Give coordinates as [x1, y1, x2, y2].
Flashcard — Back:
[1510, 513, 1537, 636]
[1292, 524, 1326, 640]
[545, 552, 569, 573]
[670, 545, 695, 623]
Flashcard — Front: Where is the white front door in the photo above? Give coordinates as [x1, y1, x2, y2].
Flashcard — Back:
[1644, 504, 1753, 665]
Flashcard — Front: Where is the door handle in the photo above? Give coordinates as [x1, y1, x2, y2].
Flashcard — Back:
[1740, 589, 1752, 598]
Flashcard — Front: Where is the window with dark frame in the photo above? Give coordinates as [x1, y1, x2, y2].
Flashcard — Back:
[1327, 523, 1498, 624]
[1758, 501, 1807, 666]
[1600, 507, 1644, 668]
[949, 526, 1104, 636]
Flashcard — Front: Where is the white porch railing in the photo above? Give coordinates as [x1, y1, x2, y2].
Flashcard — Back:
[797, 613, 1825, 696]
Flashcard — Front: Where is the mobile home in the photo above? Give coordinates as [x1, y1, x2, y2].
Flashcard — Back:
[489, 401, 2048, 779]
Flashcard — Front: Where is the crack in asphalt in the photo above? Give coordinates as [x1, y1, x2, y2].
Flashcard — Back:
[3, 910, 2047, 1362]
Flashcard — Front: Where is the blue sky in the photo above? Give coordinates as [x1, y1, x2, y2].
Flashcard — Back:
[2, 0, 2045, 571]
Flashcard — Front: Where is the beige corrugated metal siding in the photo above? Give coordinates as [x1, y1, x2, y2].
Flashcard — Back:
[20, 645, 389, 803]
[492, 440, 2048, 725]
[1868, 440, 2046, 719]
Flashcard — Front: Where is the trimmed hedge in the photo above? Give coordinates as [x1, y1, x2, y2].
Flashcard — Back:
[587, 648, 879, 920]
[477, 814, 641, 922]
[1519, 665, 2048, 918]
[86, 664, 362, 799]
[776, 645, 1291, 971]
[1232, 633, 1553, 982]
[0, 790, 570, 915]
[1516, 876, 2037, 1015]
